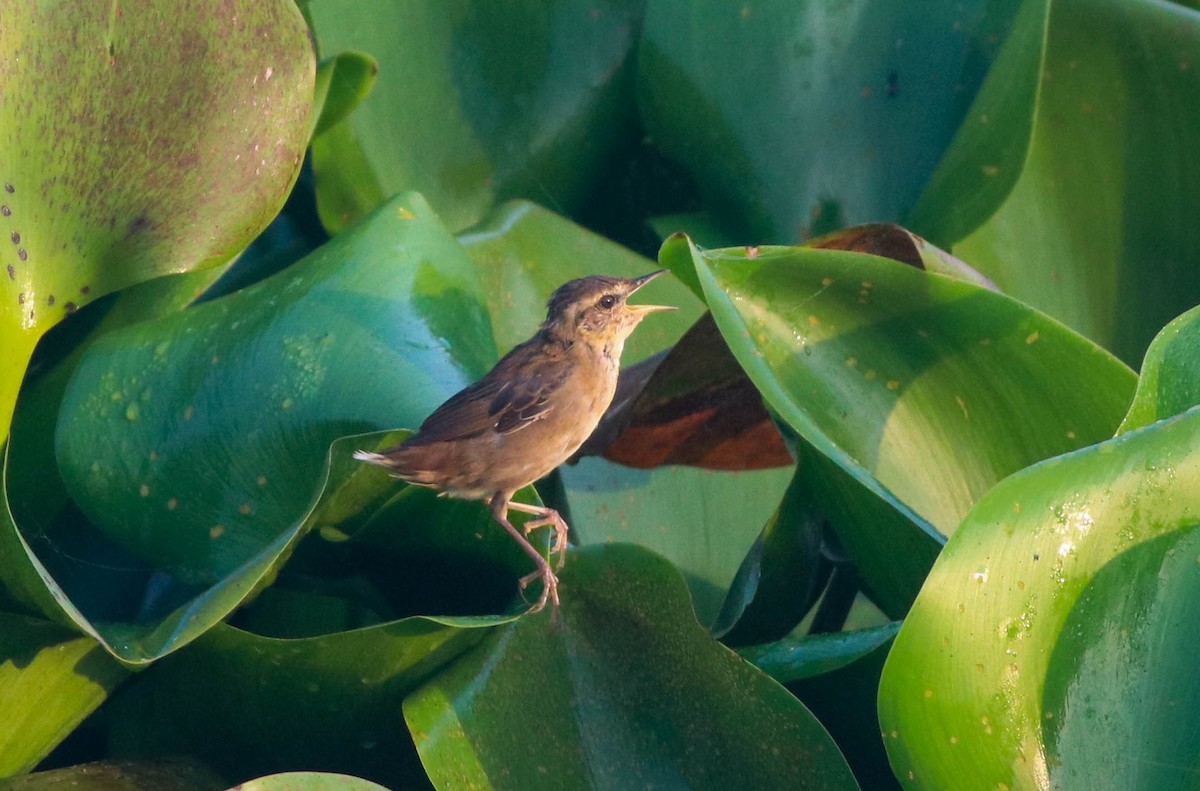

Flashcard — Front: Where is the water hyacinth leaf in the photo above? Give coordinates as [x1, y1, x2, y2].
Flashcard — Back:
[1119, 304, 1200, 434]
[405, 543, 861, 791]
[57, 193, 496, 583]
[914, 0, 1200, 364]
[108, 613, 511, 789]
[659, 236, 1134, 615]
[0, 613, 129, 776]
[668, 235, 1135, 536]
[0, 0, 313, 437]
[879, 406, 1200, 790]
[638, 0, 1019, 242]
[32, 196, 499, 662]
[311, 51, 380, 139]
[308, 0, 642, 233]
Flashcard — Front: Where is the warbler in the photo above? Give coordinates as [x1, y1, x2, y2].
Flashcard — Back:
[354, 270, 674, 618]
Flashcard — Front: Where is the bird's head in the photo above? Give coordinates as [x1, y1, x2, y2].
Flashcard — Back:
[543, 270, 675, 357]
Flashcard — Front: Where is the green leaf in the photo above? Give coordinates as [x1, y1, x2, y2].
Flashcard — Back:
[664, 236, 1135, 612]
[405, 543, 861, 791]
[0, 0, 314, 437]
[638, 0, 1018, 241]
[739, 622, 901, 685]
[57, 193, 495, 584]
[108, 613, 509, 789]
[879, 407, 1200, 789]
[312, 52, 380, 139]
[0, 613, 129, 776]
[232, 774, 391, 791]
[914, 0, 1200, 364]
[1119, 304, 1200, 434]
[14, 195, 501, 663]
[308, 1, 642, 233]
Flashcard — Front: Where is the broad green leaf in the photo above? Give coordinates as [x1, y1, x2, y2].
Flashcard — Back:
[914, 0, 1200, 364]
[0, 613, 129, 776]
[880, 405, 1200, 790]
[308, 1, 642, 233]
[0, 0, 313, 437]
[663, 237, 1135, 612]
[1120, 304, 1200, 434]
[108, 613, 510, 789]
[638, 0, 1019, 242]
[19, 195, 499, 662]
[57, 193, 495, 583]
[405, 543, 861, 791]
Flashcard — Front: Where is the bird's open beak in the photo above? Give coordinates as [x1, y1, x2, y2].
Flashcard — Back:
[625, 269, 676, 315]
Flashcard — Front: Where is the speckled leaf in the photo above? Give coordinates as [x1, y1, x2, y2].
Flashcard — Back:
[0, 613, 129, 776]
[879, 404, 1200, 790]
[308, 0, 642, 233]
[57, 193, 494, 582]
[912, 0, 1200, 364]
[405, 543, 861, 791]
[28, 195, 498, 663]
[0, 0, 313, 437]
[662, 236, 1135, 613]
[637, 0, 1018, 242]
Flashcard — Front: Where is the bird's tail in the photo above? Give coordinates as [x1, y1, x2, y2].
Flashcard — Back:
[352, 447, 441, 488]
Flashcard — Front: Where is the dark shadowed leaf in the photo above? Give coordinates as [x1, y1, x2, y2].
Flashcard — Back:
[405, 543, 861, 791]
[308, 1, 643, 233]
[638, 0, 1018, 242]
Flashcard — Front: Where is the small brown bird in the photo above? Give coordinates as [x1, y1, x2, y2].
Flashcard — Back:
[354, 270, 674, 617]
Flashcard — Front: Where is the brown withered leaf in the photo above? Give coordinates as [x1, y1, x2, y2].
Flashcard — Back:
[575, 313, 792, 470]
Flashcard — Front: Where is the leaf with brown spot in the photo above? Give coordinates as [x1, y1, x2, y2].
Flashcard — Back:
[0, 0, 314, 439]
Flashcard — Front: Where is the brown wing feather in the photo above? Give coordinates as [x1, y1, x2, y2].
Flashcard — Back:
[403, 332, 571, 445]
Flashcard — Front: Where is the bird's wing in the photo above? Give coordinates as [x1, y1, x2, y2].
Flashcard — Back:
[406, 339, 570, 444]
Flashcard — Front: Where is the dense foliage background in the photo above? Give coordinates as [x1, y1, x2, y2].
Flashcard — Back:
[3, 0, 1200, 788]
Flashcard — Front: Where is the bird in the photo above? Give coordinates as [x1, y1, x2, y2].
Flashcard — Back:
[354, 270, 675, 619]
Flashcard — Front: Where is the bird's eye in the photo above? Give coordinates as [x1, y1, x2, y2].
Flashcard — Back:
[598, 294, 617, 309]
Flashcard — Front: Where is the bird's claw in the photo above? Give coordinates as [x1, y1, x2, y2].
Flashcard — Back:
[522, 514, 570, 571]
[519, 564, 560, 621]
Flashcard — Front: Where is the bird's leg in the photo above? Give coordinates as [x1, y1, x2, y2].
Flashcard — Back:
[489, 494, 560, 618]
[505, 500, 571, 571]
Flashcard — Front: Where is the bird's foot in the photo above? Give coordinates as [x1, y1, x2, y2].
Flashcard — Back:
[521, 512, 570, 571]
[518, 562, 560, 621]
